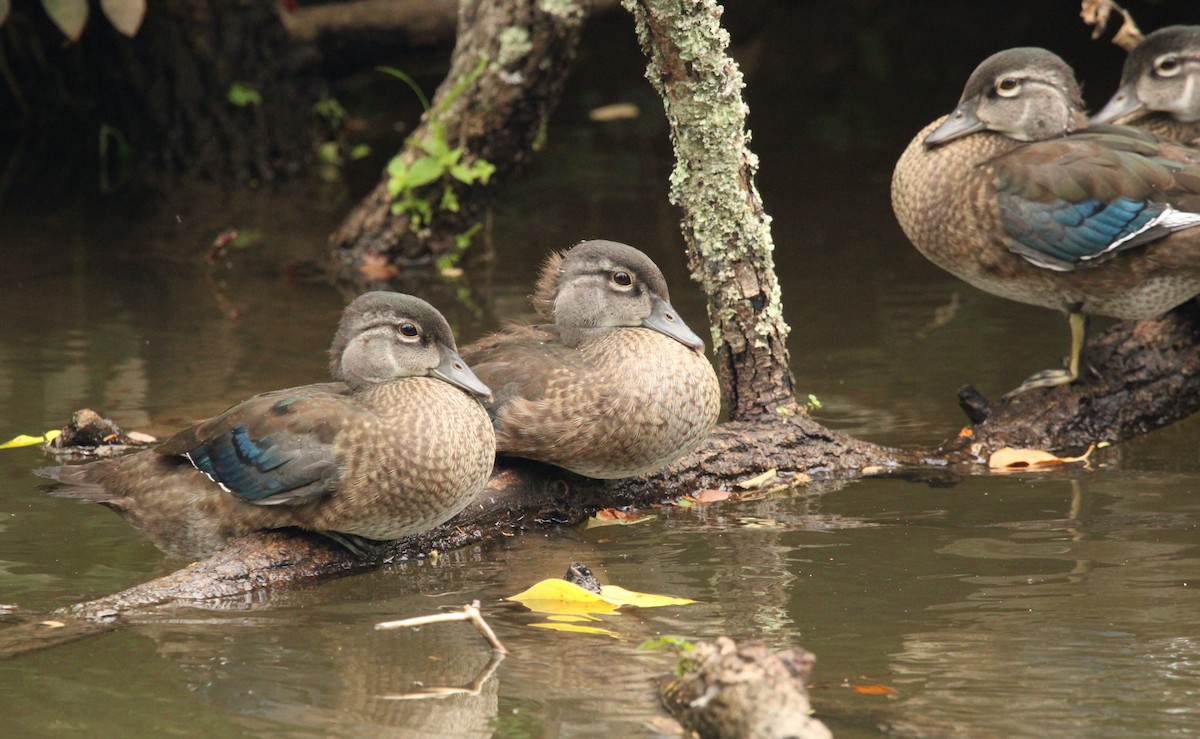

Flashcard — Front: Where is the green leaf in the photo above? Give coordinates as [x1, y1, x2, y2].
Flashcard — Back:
[455, 223, 482, 250]
[43, 0, 89, 42]
[312, 97, 347, 125]
[472, 160, 496, 184]
[386, 156, 407, 178]
[440, 147, 463, 167]
[405, 156, 443, 188]
[449, 164, 473, 183]
[227, 83, 262, 107]
[440, 187, 459, 213]
[349, 144, 371, 160]
[317, 141, 341, 166]
[418, 135, 451, 160]
[100, 0, 145, 37]
[0, 0, 12, 28]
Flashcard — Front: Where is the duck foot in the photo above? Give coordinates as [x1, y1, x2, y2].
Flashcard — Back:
[1003, 367, 1076, 398]
[320, 531, 386, 560]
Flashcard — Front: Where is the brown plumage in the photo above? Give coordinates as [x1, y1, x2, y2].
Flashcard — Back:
[892, 48, 1200, 393]
[36, 292, 495, 558]
[462, 240, 721, 479]
[1092, 26, 1200, 147]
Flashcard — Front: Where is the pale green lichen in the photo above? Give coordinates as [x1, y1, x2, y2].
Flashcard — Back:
[495, 26, 533, 68]
[538, 0, 584, 22]
[625, 0, 792, 364]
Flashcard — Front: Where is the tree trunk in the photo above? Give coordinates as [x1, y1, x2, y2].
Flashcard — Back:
[328, 0, 586, 283]
[623, 0, 796, 421]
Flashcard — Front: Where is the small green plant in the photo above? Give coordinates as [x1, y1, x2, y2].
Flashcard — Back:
[227, 83, 261, 107]
[379, 60, 495, 262]
[805, 394, 823, 412]
[638, 635, 696, 676]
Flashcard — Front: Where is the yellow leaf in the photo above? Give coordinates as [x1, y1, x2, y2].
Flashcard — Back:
[0, 430, 60, 449]
[598, 585, 695, 608]
[988, 445, 1094, 471]
[39, 620, 66, 629]
[546, 614, 600, 623]
[530, 622, 620, 638]
[507, 579, 621, 616]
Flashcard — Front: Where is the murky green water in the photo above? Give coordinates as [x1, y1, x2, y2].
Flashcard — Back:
[4, 6, 1200, 737]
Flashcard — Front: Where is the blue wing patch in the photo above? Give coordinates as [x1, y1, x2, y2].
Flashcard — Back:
[998, 194, 1166, 270]
[185, 425, 334, 504]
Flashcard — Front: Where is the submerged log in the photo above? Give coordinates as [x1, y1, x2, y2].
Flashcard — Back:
[659, 637, 831, 739]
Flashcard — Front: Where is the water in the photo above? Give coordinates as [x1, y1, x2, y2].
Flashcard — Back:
[4, 5, 1200, 737]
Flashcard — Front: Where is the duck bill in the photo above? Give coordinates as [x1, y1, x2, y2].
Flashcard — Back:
[431, 345, 493, 401]
[924, 100, 985, 146]
[643, 295, 706, 350]
[1091, 82, 1145, 124]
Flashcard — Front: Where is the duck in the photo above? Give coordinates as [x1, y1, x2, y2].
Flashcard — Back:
[1092, 25, 1200, 146]
[891, 47, 1200, 395]
[461, 240, 721, 479]
[36, 292, 496, 558]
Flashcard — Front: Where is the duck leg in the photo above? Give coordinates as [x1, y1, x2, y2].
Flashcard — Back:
[1006, 311, 1087, 396]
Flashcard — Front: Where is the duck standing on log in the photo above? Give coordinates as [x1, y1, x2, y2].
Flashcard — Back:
[892, 47, 1200, 396]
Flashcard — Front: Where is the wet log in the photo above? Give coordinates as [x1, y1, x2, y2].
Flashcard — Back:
[659, 637, 831, 739]
[36, 304, 1200, 623]
[941, 304, 1200, 459]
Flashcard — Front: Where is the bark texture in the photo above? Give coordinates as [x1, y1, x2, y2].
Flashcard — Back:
[623, 0, 796, 421]
[660, 637, 831, 739]
[328, 0, 586, 282]
[943, 304, 1200, 458]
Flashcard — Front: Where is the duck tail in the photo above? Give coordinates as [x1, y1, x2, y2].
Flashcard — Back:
[32, 464, 121, 505]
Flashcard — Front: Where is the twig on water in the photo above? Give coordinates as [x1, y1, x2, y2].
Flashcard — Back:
[376, 599, 507, 654]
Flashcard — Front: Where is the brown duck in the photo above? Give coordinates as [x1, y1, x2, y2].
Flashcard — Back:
[36, 292, 495, 558]
[1092, 25, 1200, 146]
[892, 47, 1200, 394]
[462, 240, 721, 479]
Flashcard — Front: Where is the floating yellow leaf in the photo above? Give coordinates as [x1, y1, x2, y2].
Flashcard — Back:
[506, 579, 621, 616]
[599, 585, 695, 608]
[39, 620, 66, 629]
[530, 622, 620, 638]
[988, 445, 1094, 471]
[507, 579, 695, 619]
[587, 508, 654, 528]
[0, 430, 61, 449]
[546, 614, 600, 623]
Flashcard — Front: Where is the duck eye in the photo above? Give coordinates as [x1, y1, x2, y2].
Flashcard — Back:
[995, 78, 1020, 97]
[611, 271, 633, 289]
[1156, 56, 1181, 77]
[399, 322, 420, 339]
